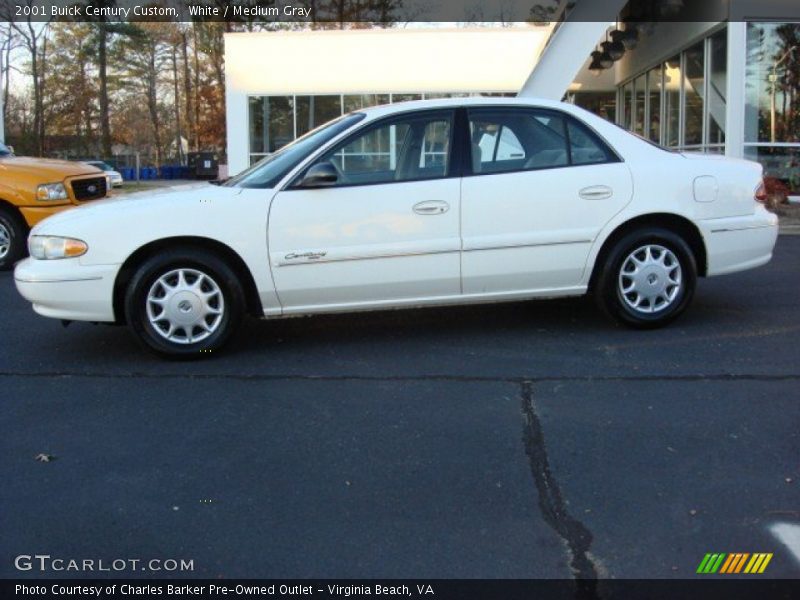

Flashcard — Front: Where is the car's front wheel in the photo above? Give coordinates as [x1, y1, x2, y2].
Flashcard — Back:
[0, 207, 28, 271]
[596, 228, 697, 329]
[124, 248, 244, 358]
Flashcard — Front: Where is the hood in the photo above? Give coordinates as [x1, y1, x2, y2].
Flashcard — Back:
[33, 182, 243, 233]
[0, 156, 103, 181]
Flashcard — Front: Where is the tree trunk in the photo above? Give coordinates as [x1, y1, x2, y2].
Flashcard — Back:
[38, 28, 48, 154]
[148, 58, 161, 167]
[181, 31, 195, 153]
[172, 46, 182, 164]
[192, 24, 200, 149]
[98, 23, 112, 158]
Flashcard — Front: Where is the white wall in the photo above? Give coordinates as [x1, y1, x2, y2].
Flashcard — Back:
[224, 27, 552, 175]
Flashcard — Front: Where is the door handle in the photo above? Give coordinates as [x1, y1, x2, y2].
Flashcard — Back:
[413, 200, 449, 215]
[579, 185, 613, 200]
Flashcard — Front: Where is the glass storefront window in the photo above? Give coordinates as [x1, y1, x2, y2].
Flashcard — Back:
[683, 42, 705, 146]
[745, 22, 800, 144]
[647, 66, 662, 142]
[708, 29, 727, 145]
[296, 95, 343, 138]
[633, 74, 646, 135]
[745, 146, 800, 194]
[248, 96, 294, 155]
[343, 94, 390, 113]
[664, 56, 681, 147]
[391, 94, 424, 103]
[616, 26, 727, 153]
[247, 91, 513, 164]
[622, 82, 633, 130]
[570, 92, 616, 121]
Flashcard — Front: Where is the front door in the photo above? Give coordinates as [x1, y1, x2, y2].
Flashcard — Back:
[268, 109, 461, 313]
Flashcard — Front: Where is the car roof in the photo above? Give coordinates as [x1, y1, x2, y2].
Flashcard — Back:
[354, 96, 570, 119]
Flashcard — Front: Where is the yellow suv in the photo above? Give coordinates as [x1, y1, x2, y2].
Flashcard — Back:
[0, 142, 109, 270]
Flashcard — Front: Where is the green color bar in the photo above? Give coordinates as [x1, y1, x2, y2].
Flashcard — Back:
[709, 553, 726, 573]
[703, 554, 719, 573]
[697, 554, 713, 574]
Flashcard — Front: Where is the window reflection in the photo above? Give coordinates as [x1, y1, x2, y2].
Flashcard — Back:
[664, 56, 681, 147]
[708, 29, 727, 145]
[343, 94, 390, 112]
[247, 92, 510, 164]
[633, 74, 646, 135]
[296, 95, 342, 138]
[684, 42, 705, 146]
[248, 96, 294, 154]
[647, 66, 662, 142]
[568, 92, 616, 121]
[745, 22, 800, 144]
[622, 82, 633, 130]
[744, 146, 800, 195]
[617, 27, 727, 153]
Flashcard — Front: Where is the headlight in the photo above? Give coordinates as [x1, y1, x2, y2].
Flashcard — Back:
[28, 235, 88, 259]
[36, 182, 68, 201]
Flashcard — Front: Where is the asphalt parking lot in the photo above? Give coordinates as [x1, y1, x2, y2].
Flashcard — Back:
[1, 237, 798, 581]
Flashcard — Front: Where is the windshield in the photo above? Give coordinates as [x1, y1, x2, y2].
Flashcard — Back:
[88, 161, 112, 171]
[224, 113, 365, 189]
[0, 142, 12, 157]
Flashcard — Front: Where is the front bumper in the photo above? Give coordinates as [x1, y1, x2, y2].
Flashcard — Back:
[700, 206, 779, 276]
[14, 257, 120, 322]
[19, 204, 74, 227]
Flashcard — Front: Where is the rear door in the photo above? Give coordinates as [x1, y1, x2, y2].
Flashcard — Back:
[460, 107, 633, 295]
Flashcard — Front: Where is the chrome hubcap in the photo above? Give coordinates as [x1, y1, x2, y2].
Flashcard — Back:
[146, 268, 224, 344]
[618, 244, 682, 314]
[0, 223, 10, 259]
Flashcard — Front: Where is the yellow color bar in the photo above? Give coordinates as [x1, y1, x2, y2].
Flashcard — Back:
[758, 554, 773, 573]
[744, 554, 760, 573]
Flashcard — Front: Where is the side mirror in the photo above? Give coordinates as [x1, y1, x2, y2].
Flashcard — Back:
[299, 162, 338, 188]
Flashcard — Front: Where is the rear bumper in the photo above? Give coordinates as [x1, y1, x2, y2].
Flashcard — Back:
[700, 207, 779, 276]
[14, 257, 119, 322]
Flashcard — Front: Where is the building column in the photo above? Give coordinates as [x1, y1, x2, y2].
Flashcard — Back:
[518, 22, 611, 100]
[725, 21, 747, 159]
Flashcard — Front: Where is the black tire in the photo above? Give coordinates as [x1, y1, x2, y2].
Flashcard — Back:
[595, 228, 697, 329]
[124, 247, 245, 358]
[0, 207, 28, 271]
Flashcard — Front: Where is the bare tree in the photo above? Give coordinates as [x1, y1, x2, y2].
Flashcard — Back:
[1, 0, 52, 154]
[1, 23, 24, 136]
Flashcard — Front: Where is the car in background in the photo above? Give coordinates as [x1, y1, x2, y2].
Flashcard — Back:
[0, 142, 109, 270]
[84, 160, 124, 188]
[14, 97, 778, 357]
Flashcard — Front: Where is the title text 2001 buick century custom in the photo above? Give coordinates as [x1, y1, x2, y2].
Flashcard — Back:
[14, 98, 778, 357]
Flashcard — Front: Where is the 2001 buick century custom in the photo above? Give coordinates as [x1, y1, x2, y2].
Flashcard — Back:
[15, 98, 778, 357]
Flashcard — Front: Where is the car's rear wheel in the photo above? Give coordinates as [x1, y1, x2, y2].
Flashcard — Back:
[0, 207, 28, 271]
[124, 248, 244, 358]
[596, 228, 697, 328]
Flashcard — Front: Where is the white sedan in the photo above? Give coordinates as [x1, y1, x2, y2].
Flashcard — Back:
[84, 160, 124, 188]
[14, 98, 778, 357]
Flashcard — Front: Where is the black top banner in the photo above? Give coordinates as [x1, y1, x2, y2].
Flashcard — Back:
[2, 0, 799, 24]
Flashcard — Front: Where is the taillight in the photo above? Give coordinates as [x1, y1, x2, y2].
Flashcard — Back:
[754, 180, 768, 204]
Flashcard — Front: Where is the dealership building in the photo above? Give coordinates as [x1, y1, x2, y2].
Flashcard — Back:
[225, 0, 799, 187]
